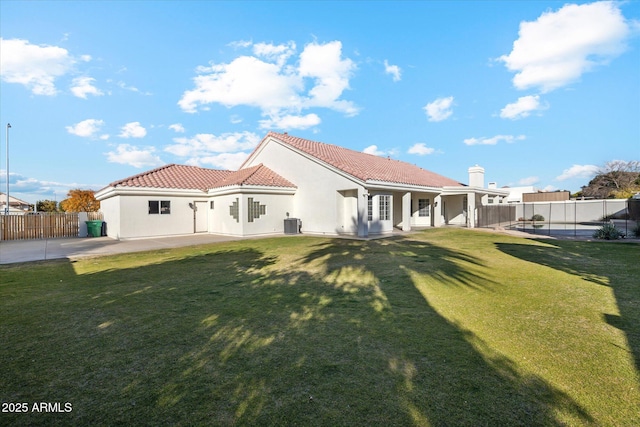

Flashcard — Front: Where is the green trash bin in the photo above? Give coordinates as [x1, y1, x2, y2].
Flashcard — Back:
[86, 220, 103, 237]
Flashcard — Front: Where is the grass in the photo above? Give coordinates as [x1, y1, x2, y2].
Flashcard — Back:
[1, 228, 639, 426]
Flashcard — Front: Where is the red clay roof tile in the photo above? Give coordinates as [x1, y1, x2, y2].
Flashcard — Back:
[265, 132, 463, 188]
[210, 164, 296, 189]
[108, 164, 233, 191]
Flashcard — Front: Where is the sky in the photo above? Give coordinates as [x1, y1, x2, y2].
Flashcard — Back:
[1, 0, 639, 205]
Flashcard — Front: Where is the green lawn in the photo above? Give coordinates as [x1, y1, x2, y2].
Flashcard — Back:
[1, 229, 638, 426]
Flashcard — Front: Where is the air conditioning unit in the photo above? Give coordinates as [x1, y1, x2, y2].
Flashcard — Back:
[284, 218, 301, 234]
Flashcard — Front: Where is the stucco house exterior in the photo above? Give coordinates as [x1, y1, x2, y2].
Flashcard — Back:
[95, 132, 508, 239]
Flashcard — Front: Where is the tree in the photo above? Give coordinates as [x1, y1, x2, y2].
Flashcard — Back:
[582, 160, 640, 199]
[59, 189, 100, 212]
[36, 199, 59, 212]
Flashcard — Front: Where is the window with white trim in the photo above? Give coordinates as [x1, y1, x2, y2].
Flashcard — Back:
[367, 195, 373, 221]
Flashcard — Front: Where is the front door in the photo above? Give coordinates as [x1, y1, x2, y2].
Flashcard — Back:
[194, 201, 208, 233]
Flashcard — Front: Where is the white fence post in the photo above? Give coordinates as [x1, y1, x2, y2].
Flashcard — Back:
[78, 212, 89, 237]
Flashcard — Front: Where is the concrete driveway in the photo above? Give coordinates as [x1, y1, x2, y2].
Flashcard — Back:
[0, 234, 243, 265]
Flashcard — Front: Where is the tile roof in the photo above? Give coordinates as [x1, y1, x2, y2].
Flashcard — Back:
[210, 164, 296, 189]
[108, 164, 233, 191]
[265, 132, 464, 188]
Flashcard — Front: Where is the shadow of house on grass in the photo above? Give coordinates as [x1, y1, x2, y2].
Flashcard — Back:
[1, 237, 593, 426]
[297, 237, 591, 426]
[496, 239, 640, 387]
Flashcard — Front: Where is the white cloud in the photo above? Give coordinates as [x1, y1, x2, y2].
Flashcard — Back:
[66, 119, 105, 138]
[384, 60, 401, 82]
[362, 145, 398, 157]
[228, 39, 253, 49]
[424, 96, 454, 122]
[259, 113, 321, 130]
[0, 171, 102, 202]
[500, 95, 546, 119]
[178, 40, 358, 123]
[113, 80, 151, 96]
[363, 145, 386, 156]
[518, 176, 540, 186]
[499, 1, 633, 92]
[0, 38, 76, 95]
[186, 152, 250, 170]
[298, 41, 358, 115]
[464, 134, 526, 146]
[106, 144, 163, 168]
[169, 123, 185, 133]
[70, 76, 103, 99]
[179, 55, 303, 113]
[119, 122, 147, 138]
[253, 41, 296, 65]
[408, 143, 435, 156]
[165, 131, 260, 168]
[556, 164, 599, 181]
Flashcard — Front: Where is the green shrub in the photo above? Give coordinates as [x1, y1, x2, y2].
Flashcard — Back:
[531, 214, 545, 222]
[632, 223, 640, 238]
[593, 223, 624, 240]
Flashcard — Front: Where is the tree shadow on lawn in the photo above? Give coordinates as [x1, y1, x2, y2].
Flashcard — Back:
[1, 238, 592, 426]
[496, 239, 640, 384]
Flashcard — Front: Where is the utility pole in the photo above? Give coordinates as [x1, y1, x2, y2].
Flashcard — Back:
[5, 123, 10, 214]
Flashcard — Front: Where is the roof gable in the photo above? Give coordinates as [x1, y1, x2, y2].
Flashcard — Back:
[210, 164, 296, 189]
[262, 132, 463, 188]
[108, 164, 233, 191]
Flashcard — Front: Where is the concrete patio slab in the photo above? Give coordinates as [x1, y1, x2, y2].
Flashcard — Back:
[0, 234, 242, 265]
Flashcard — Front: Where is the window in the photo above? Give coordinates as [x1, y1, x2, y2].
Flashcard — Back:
[247, 197, 267, 222]
[149, 200, 171, 215]
[230, 198, 239, 222]
[367, 195, 373, 221]
[210, 201, 215, 209]
[149, 200, 171, 214]
[379, 195, 390, 221]
[418, 198, 430, 217]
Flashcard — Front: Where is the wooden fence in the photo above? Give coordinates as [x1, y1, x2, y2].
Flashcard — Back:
[0, 212, 103, 241]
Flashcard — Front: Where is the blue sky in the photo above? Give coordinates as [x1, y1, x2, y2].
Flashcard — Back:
[1, 1, 639, 204]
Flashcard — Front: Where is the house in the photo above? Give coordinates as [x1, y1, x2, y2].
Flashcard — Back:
[0, 192, 32, 213]
[95, 132, 508, 239]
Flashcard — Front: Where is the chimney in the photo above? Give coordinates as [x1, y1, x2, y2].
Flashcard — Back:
[468, 165, 485, 188]
[488, 182, 497, 189]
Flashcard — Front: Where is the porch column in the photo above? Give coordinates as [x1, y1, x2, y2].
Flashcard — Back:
[402, 192, 411, 231]
[467, 192, 476, 228]
[434, 195, 443, 227]
[357, 187, 369, 238]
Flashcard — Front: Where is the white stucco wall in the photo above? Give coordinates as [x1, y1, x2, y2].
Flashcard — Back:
[100, 194, 209, 239]
[444, 194, 467, 225]
[209, 193, 293, 236]
[409, 193, 438, 227]
[336, 190, 359, 234]
[245, 140, 366, 235]
[517, 199, 628, 223]
[100, 196, 121, 239]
